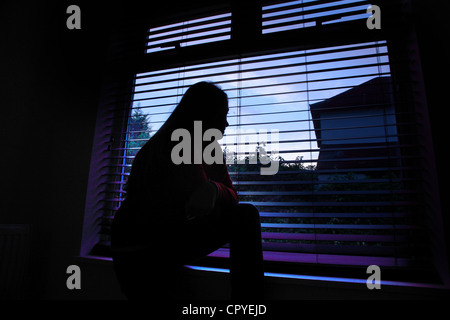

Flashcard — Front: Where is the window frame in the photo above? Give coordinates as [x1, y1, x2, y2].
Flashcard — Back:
[81, 0, 449, 286]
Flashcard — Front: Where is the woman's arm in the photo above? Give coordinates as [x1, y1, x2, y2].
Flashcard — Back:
[208, 175, 238, 207]
[184, 160, 238, 219]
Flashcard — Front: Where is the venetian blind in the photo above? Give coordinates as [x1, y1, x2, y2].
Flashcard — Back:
[262, 0, 372, 34]
[146, 12, 232, 53]
[99, 39, 430, 270]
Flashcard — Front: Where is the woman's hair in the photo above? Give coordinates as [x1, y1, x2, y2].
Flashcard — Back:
[155, 81, 228, 137]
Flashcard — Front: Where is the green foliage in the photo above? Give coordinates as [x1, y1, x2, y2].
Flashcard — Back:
[124, 106, 152, 173]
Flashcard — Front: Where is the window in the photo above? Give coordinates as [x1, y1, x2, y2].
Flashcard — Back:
[118, 40, 430, 268]
[83, 0, 446, 284]
[146, 12, 232, 53]
[262, 0, 372, 34]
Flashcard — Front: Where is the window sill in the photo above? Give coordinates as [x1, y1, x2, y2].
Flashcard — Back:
[77, 254, 450, 300]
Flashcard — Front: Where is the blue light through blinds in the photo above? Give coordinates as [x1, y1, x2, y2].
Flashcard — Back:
[146, 12, 232, 53]
[262, 0, 372, 34]
[107, 40, 431, 268]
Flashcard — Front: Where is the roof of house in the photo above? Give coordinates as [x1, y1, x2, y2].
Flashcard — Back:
[310, 76, 393, 144]
[308, 76, 398, 171]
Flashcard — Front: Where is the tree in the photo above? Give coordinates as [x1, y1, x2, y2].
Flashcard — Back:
[124, 106, 152, 173]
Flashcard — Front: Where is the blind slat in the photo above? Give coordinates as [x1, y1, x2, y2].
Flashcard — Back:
[145, 12, 232, 54]
[134, 51, 388, 92]
[209, 248, 415, 267]
[261, 232, 405, 242]
[135, 41, 386, 80]
[262, 0, 371, 34]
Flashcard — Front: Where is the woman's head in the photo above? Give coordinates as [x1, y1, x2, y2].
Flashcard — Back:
[166, 81, 229, 134]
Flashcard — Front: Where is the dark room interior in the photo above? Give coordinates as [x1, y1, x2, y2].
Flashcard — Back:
[1, 0, 450, 305]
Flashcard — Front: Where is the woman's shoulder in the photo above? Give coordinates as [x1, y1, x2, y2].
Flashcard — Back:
[139, 134, 174, 162]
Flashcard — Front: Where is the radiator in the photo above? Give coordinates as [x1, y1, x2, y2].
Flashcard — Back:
[0, 224, 30, 299]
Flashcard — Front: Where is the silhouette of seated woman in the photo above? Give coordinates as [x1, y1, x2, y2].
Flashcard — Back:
[111, 81, 264, 300]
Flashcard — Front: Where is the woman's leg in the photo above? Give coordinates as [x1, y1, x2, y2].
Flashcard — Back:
[175, 203, 264, 300]
[228, 203, 265, 300]
[171, 203, 264, 300]
[112, 204, 264, 300]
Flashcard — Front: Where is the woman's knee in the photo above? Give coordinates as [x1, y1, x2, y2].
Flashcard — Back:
[236, 203, 260, 222]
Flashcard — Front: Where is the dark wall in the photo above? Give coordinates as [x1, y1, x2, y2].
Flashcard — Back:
[411, 0, 450, 276]
[0, 1, 111, 298]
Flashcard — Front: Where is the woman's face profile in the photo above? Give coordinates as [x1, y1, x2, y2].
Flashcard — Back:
[203, 102, 229, 135]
